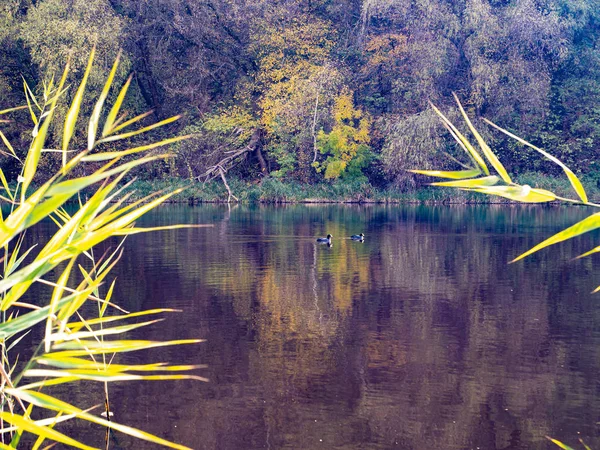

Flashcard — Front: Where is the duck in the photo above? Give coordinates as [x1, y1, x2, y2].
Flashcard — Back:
[317, 234, 333, 244]
[350, 233, 365, 241]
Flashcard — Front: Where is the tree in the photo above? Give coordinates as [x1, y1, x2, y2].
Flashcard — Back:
[365, 0, 572, 185]
[20, 0, 128, 89]
[108, 0, 255, 117]
[314, 89, 373, 180]
[249, 7, 343, 180]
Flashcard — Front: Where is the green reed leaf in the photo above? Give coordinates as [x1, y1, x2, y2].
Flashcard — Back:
[36, 356, 205, 373]
[21, 107, 54, 200]
[0, 168, 12, 200]
[66, 308, 180, 332]
[408, 169, 481, 179]
[45, 154, 167, 197]
[0, 129, 18, 160]
[546, 437, 576, 450]
[429, 102, 490, 175]
[453, 93, 511, 183]
[512, 212, 600, 262]
[83, 134, 192, 162]
[45, 258, 76, 352]
[108, 110, 154, 135]
[62, 47, 95, 165]
[576, 246, 600, 259]
[98, 115, 181, 143]
[464, 185, 556, 203]
[114, 224, 211, 236]
[47, 338, 202, 357]
[88, 51, 121, 150]
[24, 369, 208, 383]
[102, 74, 132, 137]
[49, 319, 163, 343]
[0, 412, 95, 450]
[0, 105, 28, 116]
[0, 290, 90, 335]
[6, 389, 194, 450]
[431, 176, 500, 187]
[484, 118, 588, 203]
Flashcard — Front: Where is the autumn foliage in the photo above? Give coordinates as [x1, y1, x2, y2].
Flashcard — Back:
[1, 0, 599, 188]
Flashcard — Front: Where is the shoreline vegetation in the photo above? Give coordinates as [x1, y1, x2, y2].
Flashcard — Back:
[121, 171, 600, 205]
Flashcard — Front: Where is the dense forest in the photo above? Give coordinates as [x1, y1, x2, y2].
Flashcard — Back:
[1, 0, 600, 190]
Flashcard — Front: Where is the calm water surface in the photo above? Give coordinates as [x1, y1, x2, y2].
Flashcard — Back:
[34, 204, 600, 449]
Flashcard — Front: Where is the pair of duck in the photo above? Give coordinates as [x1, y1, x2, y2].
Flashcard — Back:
[317, 233, 364, 244]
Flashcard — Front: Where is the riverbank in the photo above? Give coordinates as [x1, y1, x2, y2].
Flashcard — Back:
[121, 171, 600, 204]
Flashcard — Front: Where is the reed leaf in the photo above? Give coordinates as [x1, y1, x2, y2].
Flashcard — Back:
[100, 278, 116, 317]
[88, 51, 120, 150]
[0, 412, 95, 450]
[45, 258, 77, 352]
[23, 369, 208, 383]
[6, 389, 194, 450]
[47, 338, 203, 357]
[82, 134, 192, 162]
[0, 286, 94, 326]
[101, 74, 132, 137]
[431, 176, 500, 187]
[453, 93, 512, 183]
[0, 183, 51, 245]
[547, 437, 576, 450]
[4, 245, 37, 279]
[114, 224, 211, 236]
[0, 130, 18, 160]
[31, 411, 69, 450]
[44, 154, 168, 197]
[0, 105, 28, 116]
[48, 319, 163, 343]
[21, 107, 54, 200]
[464, 185, 556, 203]
[0, 168, 12, 201]
[484, 118, 588, 203]
[66, 308, 180, 332]
[576, 246, 600, 259]
[512, 212, 600, 262]
[98, 115, 181, 143]
[36, 357, 205, 373]
[62, 47, 95, 164]
[429, 102, 490, 175]
[22, 78, 40, 119]
[105, 110, 154, 136]
[0, 50, 205, 448]
[407, 169, 481, 179]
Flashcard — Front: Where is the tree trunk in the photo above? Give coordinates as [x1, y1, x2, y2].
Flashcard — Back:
[248, 129, 268, 174]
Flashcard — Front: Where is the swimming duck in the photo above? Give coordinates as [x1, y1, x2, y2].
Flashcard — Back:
[350, 233, 365, 241]
[317, 234, 333, 244]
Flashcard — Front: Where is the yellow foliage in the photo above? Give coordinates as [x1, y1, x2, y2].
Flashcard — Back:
[251, 15, 337, 84]
[362, 33, 409, 86]
[334, 91, 362, 123]
[259, 64, 343, 134]
[365, 33, 408, 60]
[203, 106, 258, 143]
[315, 90, 372, 180]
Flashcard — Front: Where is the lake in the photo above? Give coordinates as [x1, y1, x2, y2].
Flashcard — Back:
[30, 204, 600, 449]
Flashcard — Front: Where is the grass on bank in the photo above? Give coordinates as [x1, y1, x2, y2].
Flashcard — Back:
[117, 171, 600, 204]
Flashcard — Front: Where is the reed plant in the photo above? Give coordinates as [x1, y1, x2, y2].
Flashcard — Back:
[0, 49, 205, 449]
[414, 95, 600, 449]
[413, 93, 600, 292]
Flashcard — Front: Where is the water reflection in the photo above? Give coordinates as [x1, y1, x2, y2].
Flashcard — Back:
[32, 205, 600, 449]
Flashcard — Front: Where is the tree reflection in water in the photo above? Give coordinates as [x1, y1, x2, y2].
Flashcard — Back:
[44, 204, 600, 449]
